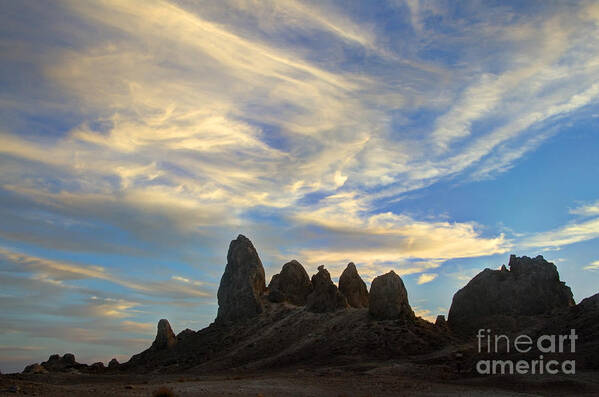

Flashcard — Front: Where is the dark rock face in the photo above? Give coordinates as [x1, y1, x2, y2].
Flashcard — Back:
[369, 271, 413, 320]
[108, 358, 119, 368]
[267, 274, 285, 303]
[338, 262, 369, 308]
[152, 319, 177, 350]
[267, 260, 312, 306]
[447, 255, 575, 333]
[306, 266, 348, 312]
[579, 292, 599, 310]
[216, 235, 266, 323]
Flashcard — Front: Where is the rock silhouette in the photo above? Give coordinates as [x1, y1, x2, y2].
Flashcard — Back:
[90, 362, 105, 371]
[19, 237, 599, 376]
[338, 262, 369, 308]
[177, 328, 195, 342]
[25, 353, 83, 373]
[369, 271, 414, 320]
[305, 266, 348, 312]
[267, 260, 312, 305]
[108, 358, 119, 369]
[435, 315, 447, 327]
[216, 234, 266, 323]
[448, 255, 575, 333]
[152, 319, 177, 350]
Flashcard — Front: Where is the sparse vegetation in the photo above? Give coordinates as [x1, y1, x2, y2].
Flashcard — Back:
[152, 386, 176, 397]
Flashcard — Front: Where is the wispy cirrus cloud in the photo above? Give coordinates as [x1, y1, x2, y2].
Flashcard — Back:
[570, 200, 599, 217]
[0, 247, 213, 299]
[1, 0, 599, 373]
[584, 261, 599, 271]
[523, 204, 599, 249]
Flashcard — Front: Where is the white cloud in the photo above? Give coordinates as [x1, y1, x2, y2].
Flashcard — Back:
[2, 1, 599, 372]
[289, 193, 509, 280]
[417, 273, 438, 284]
[412, 306, 436, 322]
[583, 261, 599, 271]
[0, 247, 213, 299]
[570, 201, 599, 216]
[523, 217, 599, 248]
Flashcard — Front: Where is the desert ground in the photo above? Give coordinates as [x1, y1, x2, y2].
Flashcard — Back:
[2, 364, 599, 396]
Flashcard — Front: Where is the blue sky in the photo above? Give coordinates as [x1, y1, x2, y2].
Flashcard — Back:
[1, 0, 599, 373]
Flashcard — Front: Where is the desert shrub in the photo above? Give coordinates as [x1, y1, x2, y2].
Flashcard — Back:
[152, 386, 176, 397]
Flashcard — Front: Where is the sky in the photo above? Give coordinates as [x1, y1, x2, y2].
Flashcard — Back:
[1, 0, 599, 373]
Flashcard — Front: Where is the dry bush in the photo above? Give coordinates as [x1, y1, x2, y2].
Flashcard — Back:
[152, 386, 176, 397]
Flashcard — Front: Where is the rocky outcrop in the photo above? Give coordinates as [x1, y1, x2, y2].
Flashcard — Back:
[177, 328, 195, 342]
[90, 362, 105, 371]
[152, 319, 177, 350]
[23, 363, 48, 374]
[216, 235, 266, 323]
[435, 315, 447, 327]
[306, 266, 348, 312]
[29, 353, 82, 372]
[108, 358, 119, 368]
[338, 262, 369, 308]
[369, 271, 414, 320]
[267, 260, 312, 305]
[447, 255, 575, 333]
[62, 353, 75, 364]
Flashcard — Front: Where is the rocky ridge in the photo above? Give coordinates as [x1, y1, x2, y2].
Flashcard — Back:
[22, 235, 599, 374]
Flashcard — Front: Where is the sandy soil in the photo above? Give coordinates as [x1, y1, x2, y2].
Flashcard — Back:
[2, 367, 599, 396]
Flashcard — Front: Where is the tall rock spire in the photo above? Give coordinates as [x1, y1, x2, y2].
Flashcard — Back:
[152, 319, 177, 350]
[339, 262, 369, 308]
[216, 235, 266, 323]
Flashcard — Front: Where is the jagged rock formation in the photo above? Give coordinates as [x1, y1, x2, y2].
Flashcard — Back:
[338, 262, 369, 308]
[305, 266, 348, 313]
[152, 319, 177, 350]
[448, 255, 575, 333]
[22, 240, 599, 375]
[369, 271, 414, 320]
[267, 260, 312, 305]
[216, 235, 266, 323]
[43, 354, 74, 371]
[25, 353, 83, 373]
[435, 315, 447, 327]
[127, 319, 177, 365]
